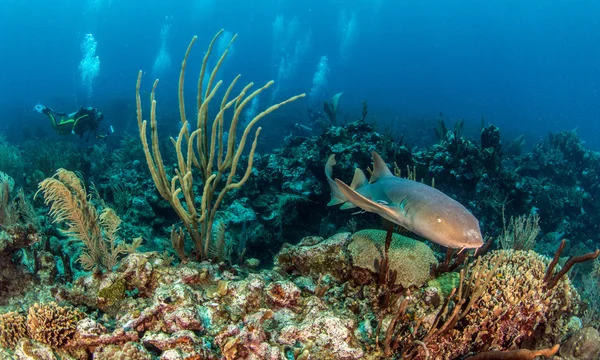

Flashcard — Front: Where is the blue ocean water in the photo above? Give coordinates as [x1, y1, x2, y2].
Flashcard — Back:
[1, 0, 599, 148]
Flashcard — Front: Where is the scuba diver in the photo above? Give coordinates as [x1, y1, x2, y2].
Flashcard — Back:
[34, 104, 114, 140]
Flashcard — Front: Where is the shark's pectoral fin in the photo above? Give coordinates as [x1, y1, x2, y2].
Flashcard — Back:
[340, 202, 357, 210]
[335, 179, 400, 224]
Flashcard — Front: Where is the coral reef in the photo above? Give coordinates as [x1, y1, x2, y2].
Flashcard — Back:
[3, 114, 600, 359]
[1, 31, 600, 360]
[0, 232, 587, 359]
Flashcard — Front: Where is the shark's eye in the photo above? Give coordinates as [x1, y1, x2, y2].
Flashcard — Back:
[436, 218, 442, 223]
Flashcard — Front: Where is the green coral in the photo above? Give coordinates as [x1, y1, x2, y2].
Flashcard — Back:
[427, 271, 460, 297]
[98, 277, 126, 306]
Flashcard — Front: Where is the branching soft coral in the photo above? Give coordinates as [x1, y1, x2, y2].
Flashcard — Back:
[136, 29, 304, 261]
[36, 169, 141, 271]
[0, 171, 38, 230]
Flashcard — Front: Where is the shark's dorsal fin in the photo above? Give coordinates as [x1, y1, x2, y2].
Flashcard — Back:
[369, 151, 393, 183]
[350, 168, 368, 189]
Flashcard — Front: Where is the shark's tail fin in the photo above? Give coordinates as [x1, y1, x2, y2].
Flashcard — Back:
[325, 155, 346, 206]
[325, 154, 369, 208]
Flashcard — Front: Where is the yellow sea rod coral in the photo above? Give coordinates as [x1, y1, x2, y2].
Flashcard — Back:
[429, 249, 578, 358]
[0, 311, 27, 349]
[26, 302, 83, 348]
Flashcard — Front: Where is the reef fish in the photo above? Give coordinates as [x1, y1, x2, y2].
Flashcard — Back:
[326, 151, 483, 249]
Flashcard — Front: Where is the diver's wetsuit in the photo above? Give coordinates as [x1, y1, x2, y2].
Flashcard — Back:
[41, 106, 106, 140]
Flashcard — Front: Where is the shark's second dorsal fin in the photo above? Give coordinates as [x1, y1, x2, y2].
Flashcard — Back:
[370, 151, 393, 183]
[350, 168, 368, 189]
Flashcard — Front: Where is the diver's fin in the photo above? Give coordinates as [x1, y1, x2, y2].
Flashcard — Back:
[369, 151, 393, 183]
[350, 168, 368, 189]
[325, 154, 346, 206]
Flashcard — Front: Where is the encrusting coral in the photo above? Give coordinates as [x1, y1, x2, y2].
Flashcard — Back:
[558, 327, 600, 360]
[93, 341, 152, 360]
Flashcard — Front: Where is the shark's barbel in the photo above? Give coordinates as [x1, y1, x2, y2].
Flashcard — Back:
[326, 151, 483, 249]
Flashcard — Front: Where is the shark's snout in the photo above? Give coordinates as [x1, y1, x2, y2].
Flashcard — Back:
[464, 227, 484, 248]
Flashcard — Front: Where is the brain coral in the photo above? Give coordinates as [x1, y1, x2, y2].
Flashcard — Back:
[427, 249, 579, 358]
[348, 229, 437, 288]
